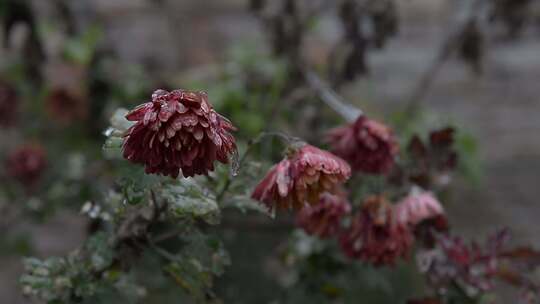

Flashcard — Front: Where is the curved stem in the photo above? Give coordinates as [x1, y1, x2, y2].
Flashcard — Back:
[303, 68, 363, 123]
[217, 131, 299, 202]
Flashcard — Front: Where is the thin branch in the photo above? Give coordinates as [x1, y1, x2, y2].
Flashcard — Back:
[403, 0, 487, 117]
[303, 68, 363, 123]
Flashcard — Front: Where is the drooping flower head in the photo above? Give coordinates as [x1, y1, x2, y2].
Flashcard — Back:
[327, 116, 398, 175]
[0, 79, 18, 127]
[296, 192, 351, 238]
[395, 189, 444, 226]
[395, 188, 448, 248]
[252, 144, 351, 211]
[122, 89, 237, 178]
[6, 144, 47, 186]
[46, 88, 88, 125]
[340, 195, 413, 266]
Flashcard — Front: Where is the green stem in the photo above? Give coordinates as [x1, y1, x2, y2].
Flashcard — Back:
[216, 131, 300, 202]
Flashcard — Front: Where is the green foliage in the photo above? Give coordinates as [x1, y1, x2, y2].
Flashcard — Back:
[20, 232, 117, 303]
[455, 129, 483, 186]
[161, 179, 220, 225]
[63, 25, 102, 65]
[165, 229, 230, 303]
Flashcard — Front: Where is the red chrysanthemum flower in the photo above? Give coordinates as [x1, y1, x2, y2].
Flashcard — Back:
[252, 144, 351, 211]
[0, 79, 18, 127]
[122, 89, 237, 178]
[395, 189, 444, 226]
[340, 196, 413, 266]
[6, 144, 47, 186]
[327, 116, 398, 175]
[46, 88, 88, 125]
[296, 192, 351, 238]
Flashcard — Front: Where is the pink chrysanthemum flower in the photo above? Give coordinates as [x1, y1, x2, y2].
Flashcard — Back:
[327, 116, 398, 175]
[395, 189, 444, 226]
[296, 192, 351, 238]
[6, 144, 47, 186]
[0, 79, 18, 127]
[252, 144, 351, 211]
[340, 196, 413, 266]
[122, 89, 237, 178]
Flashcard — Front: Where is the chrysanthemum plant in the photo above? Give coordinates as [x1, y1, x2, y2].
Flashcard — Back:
[14, 1, 540, 303]
[18, 84, 540, 304]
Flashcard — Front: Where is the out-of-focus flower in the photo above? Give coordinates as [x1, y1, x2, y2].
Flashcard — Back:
[407, 127, 458, 189]
[327, 116, 398, 175]
[6, 144, 47, 186]
[122, 89, 237, 178]
[0, 79, 18, 127]
[252, 144, 351, 211]
[406, 298, 441, 304]
[421, 229, 510, 294]
[395, 189, 444, 226]
[414, 215, 449, 249]
[296, 192, 351, 238]
[46, 88, 88, 125]
[340, 195, 413, 266]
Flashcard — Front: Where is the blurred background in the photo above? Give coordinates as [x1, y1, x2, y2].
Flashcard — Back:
[1, 0, 539, 303]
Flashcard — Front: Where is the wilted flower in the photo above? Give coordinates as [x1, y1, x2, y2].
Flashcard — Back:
[327, 116, 398, 175]
[296, 192, 351, 238]
[421, 229, 510, 294]
[340, 195, 413, 266]
[395, 189, 444, 226]
[122, 89, 237, 178]
[46, 88, 88, 125]
[6, 144, 47, 186]
[0, 79, 18, 127]
[414, 215, 449, 249]
[252, 144, 351, 211]
[407, 127, 458, 189]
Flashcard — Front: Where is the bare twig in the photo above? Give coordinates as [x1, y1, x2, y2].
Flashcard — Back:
[403, 0, 487, 117]
[303, 68, 363, 123]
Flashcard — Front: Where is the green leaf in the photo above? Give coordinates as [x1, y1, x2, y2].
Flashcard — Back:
[161, 179, 220, 225]
[163, 229, 230, 303]
[103, 108, 133, 158]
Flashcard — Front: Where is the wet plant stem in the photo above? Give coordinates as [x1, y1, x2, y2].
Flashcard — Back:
[216, 131, 299, 202]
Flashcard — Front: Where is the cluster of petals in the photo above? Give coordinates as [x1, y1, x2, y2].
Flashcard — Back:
[340, 195, 413, 266]
[327, 116, 398, 175]
[122, 89, 237, 178]
[252, 144, 351, 211]
[296, 192, 351, 238]
[6, 144, 47, 186]
[395, 189, 445, 226]
[0, 79, 18, 127]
